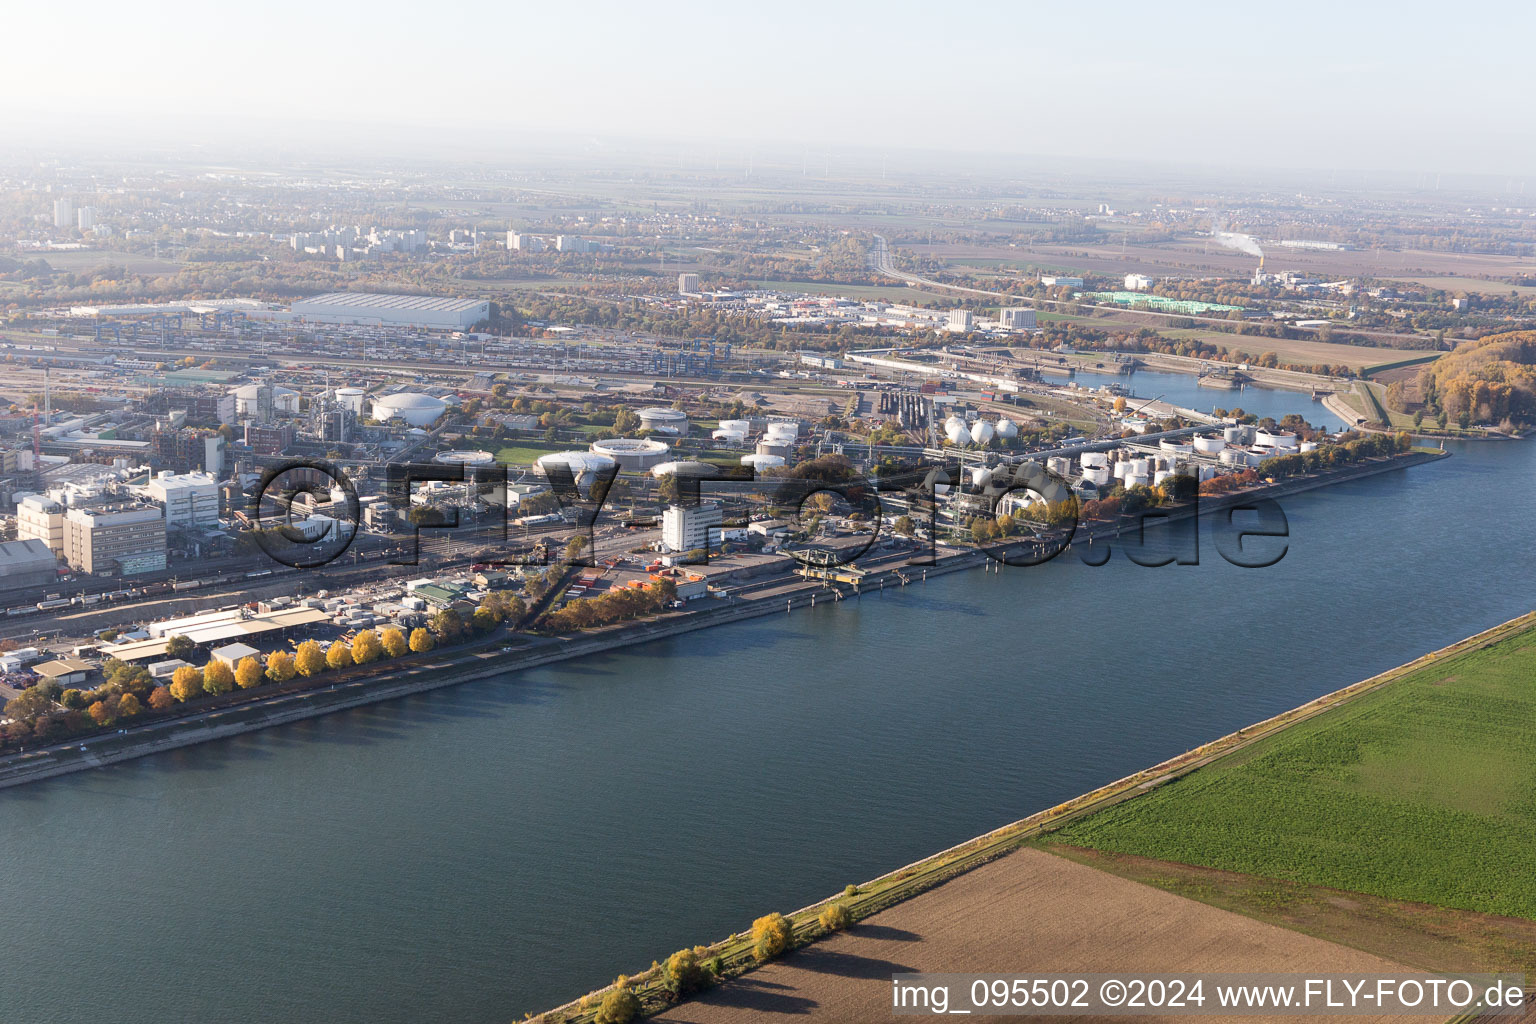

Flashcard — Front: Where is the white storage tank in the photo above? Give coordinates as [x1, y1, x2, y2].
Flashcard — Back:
[1045, 456, 1071, 479]
[944, 416, 969, 445]
[1113, 462, 1130, 480]
[970, 419, 996, 444]
[1299, 441, 1318, 452]
[717, 418, 752, 435]
[967, 465, 994, 488]
[334, 387, 367, 414]
[533, 451, 618, 496]
[757, 439, 793, 458]
[1125, 471, 1150, 488]
[1193, 435, 1226, 455]
[740, 453, 786, 470]
[638, 407, 690, 436]
[1160, 438, 1193, 455]
[373, 392, 449, 427]
[1129, 458, 1151, 476]
[996, 417, 1019, 439]
[1198, 465, 1216, 481]
[1081, 452, 1108, 470]
[764, 420, 799, 442]
[1255, 429, 1298, 450]
[711, 429, 746, 443]
[1082, 465, 1110, 487]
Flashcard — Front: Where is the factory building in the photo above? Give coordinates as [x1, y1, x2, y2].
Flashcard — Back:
[1124, 274, 1154, 291]
[62, 503, 167, 576]
[145, 471, 221, 530]
[678, 273, 700, 295]
[290, 293, 490, 330]
[998, 307, 1038, 330]
[662, 501, 724, 553]
[17, 494, 66, 555]
[0, 538, 60, 590]
[946, 309, 974, 332]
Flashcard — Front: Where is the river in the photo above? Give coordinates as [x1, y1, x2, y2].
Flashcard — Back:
[1, 394, 1529, 1023]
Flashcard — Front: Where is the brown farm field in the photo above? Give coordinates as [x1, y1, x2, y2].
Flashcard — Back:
[653, 848, 1417, 1024]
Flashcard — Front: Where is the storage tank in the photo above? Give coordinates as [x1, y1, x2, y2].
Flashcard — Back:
[1128, 458, 1151, 476]
[334, 387, 367, 414]
[533, 451, 617, 496]
[1193, 435, 1226, 455]
[649, 460, 715, 479]
[373, 392, 448, 427]
[711, 429, 746, 443]
[1160, 438, 1193, 455]
[944, 416, 969, 445]
[740, 453, 785, 470]
[995, 417, 1019, 439]
[1113, 462, 1130, 480]
[1299, 441, 1318, 452]
[272, 387, 300, 414]
[1219, 448, 1244, 467]
[967, 465, 993, 488]
[717, 418, 752, 435]
[638, 407, 690, 436]
[1125, 471, 1150, 488]
[1082, 465, 1110, 487]
[764, 420, 799, 442]
[756, 439, 793, 458]
[1255, 429, 1298, 450]
[970, 419, 995, 444]
[1198, 465, 1216, 481]
[1154, 469, 1175, 487]
[1080, 452, 1108, 470]
[1223, 426, 1244, 444]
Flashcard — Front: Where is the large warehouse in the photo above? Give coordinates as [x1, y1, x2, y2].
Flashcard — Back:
[290, 293, 490, 330]
[0, 538, 59, 591]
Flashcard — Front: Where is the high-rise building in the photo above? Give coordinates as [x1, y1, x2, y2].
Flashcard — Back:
[946, 309, 975, 332]
[63, 504, 167, 576]
[662, 501, 723, 553]
[52, 198, 75, 229]
[678, 273, 700, 295]
[76, 206, 95, 231]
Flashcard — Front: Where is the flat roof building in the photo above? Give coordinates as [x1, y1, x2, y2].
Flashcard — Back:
[145, 471, 220, 530]
[290, 292, 490, 330]
[0, 538, 59, 590]
[662, 501, 723, 553]
[63, 503, 167, 576]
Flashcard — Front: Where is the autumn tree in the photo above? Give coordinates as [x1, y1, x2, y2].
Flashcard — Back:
[203, 659, 235, 696]
[169, 666, 203, 702]
[350, 629, 382, 665]
[595, 985, 639, 1024]
[88, 699, 116, 726]
[148, 686, 175, 711]
[751, 912, 792, 963]
[265, 650, 297, 682]
[665, 948, 706, 997]
[294, 640, 326, 677]
[430, 608, 464, 640]
[818, 901, 851, 932]
[380, 627, 409, 658]
[409, 627, 435, 653]
[164, 634, 195, 659]
[326, 641, 352, 670]
[235, 656, 264, 690]
[117, 693, 142, 717]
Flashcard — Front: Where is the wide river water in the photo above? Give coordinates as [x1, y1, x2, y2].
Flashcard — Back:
[4, 378, 1533, 1024]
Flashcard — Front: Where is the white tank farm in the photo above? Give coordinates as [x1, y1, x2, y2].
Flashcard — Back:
[334, 387, 367, 414]
[764, 420, 799, 442]
[711, 429, 746, 442]
[1081, 452, 1108, 470]
[1160, 438, 1193, 455]
[1299, 441, 1318, 452]
[1193, 435, 1226, 455]
[1198, 465, 1217, 481]
[944, 416, 969, 445]
[1045, 456, 1072, 478]
[967, 465, 993, 488]
[1125, 472, 1151, 488]
[1113, 462, 1130, 480]
[717, 418, 752, 434]
[995, 417, 1019, 438]
[970, 419, 996, 444]
[1128, 458, 1151, 476]
[740, 453, 785, 470]
[1082, 465, 1111, 487]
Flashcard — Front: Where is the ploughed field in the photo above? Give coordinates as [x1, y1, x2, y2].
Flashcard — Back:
[653, 848, 1413, 1024]
[1050, 622, 1536, 920]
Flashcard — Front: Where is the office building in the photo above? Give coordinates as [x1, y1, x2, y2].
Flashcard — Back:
[77, 206, 95, 231]
[662, 501, 723, 553]
[63, 503, 167, 576]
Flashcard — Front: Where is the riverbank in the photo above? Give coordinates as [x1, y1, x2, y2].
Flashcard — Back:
[0, 448, 1447, 794]
[535, 606, 1536, 1023]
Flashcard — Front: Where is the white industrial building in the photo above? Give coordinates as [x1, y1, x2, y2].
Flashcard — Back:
[662, 502, 724, 553]
[290, 293, 490, 330]
[946, 309, 974, 332]
[1125, 274, 1154, 291]
[678, 273, 700, 295]
[144, 471, 221, 529]
[998, 307, 1037, 330]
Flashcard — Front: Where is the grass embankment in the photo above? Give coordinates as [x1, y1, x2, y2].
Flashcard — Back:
[536, 609, 1536, 1023]
[1049, 619, 1536, 920]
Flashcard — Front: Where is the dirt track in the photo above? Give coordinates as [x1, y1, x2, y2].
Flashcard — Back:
[654, 849, 1417, 1024]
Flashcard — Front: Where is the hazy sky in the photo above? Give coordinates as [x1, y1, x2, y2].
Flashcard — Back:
[6, 0, 1533, 175]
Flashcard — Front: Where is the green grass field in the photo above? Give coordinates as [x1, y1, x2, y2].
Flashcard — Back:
[494, 441, 575, 466]
[1049, 621, 1536, 920]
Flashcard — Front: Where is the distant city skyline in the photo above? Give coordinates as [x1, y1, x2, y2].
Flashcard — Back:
[3, 0, 1533, 177]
